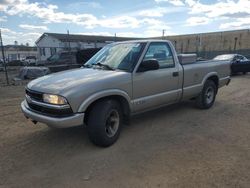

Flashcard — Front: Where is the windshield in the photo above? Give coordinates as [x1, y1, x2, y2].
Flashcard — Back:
[213, 54, 235, 61]
[85, 42, 145, 72]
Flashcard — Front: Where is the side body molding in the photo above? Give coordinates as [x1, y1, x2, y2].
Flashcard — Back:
[77, 89, 132, 113]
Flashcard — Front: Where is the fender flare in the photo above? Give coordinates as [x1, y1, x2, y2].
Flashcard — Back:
[77, 89, 132, 112]
[201, 72, 219, 86]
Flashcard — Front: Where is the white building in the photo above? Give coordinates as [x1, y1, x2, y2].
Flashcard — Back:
[0, 45, 37, 61]
[36, 33, 140, 61]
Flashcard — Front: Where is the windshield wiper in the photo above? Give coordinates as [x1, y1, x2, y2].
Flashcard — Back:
[95, 62, 114, 70]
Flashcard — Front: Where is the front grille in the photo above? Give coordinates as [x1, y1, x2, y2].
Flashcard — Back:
[26, 89, 43, 102]
[27, 102, 73, 117]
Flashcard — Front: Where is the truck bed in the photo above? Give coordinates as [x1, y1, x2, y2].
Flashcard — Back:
[181, 59, 231, 100]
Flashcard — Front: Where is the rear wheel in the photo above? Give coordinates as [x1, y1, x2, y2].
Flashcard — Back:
[86, 99, 122, 147]
[195, 80, 217, 109]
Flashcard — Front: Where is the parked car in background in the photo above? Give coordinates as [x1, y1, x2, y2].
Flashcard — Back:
[36, 48, 101, 66]
[23, 56, 37, 66]
[43, 51, 77, 66]
[76, 48, 102, 65]
[36, 51, 76, 66]
[213, 54, 250, 74]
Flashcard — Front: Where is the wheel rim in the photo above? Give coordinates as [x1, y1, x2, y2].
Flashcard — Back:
[205, 86, 215, 104]
[105, 109, 120, 137]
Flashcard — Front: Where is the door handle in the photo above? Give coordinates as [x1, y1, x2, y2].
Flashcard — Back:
[172, 72, 179, 77]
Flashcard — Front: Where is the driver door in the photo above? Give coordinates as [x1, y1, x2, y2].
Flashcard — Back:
[132, 42, 181, 112]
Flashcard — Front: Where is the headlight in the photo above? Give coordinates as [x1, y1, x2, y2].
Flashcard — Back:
[43, 94, 67, 105]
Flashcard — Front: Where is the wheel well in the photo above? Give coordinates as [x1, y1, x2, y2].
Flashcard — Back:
[207, 75, 219, 91]
[84, 95, 131, 124]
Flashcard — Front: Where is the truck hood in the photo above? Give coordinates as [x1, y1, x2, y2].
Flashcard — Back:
[27, 68, 129, 95]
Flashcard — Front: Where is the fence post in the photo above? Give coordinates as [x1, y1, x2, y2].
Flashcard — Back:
[0, 29, 9, 85]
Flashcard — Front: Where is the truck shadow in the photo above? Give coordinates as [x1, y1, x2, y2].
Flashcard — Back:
[21, 100, 195, 150]
[10, 100, 197, 167]
[30, 100, 196, 152]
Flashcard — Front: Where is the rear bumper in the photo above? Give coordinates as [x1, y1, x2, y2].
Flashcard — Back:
[21, 100, 84, 128]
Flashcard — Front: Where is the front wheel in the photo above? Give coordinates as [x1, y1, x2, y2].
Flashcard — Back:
[86, 99, 122, 147]
[195, 80, 217, 109]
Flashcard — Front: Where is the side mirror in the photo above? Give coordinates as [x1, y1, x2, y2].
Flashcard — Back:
[137, 59, 159, 72]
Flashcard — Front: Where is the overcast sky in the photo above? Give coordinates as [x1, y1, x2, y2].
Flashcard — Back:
[0, 0, 250, 46]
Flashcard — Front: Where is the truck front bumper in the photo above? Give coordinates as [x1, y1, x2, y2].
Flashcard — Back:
[21, 100, 85, 128]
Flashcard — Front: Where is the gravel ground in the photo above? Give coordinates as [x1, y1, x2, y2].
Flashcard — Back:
[0, 73, 250, 188]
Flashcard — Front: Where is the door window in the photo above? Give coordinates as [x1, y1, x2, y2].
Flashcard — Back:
[143, 42, 175, 69]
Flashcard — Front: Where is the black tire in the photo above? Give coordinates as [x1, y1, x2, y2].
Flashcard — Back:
[243, 72, 247, 75]
[87, 99, 123, 147]
[195, 80, 217, 109]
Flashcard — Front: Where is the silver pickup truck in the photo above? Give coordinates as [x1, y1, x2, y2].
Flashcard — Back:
[21, 40, 231, 147]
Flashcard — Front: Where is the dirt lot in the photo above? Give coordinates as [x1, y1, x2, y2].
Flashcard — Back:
[0, 73, 250, 188]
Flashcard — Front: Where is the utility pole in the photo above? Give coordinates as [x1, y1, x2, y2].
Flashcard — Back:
[67, 30, 70, 51]
[0, 29, 9, 85]
[234, 37, 238, 51]
[162, 29, 166, 39]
